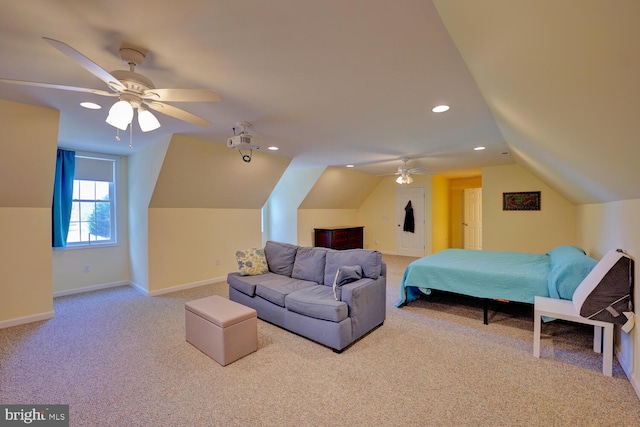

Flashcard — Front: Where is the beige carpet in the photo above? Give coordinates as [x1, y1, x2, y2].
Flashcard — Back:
[1, 254, 639, 426]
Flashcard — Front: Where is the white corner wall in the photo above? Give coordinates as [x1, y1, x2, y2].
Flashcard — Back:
[263, 165, 325, 245]
[127, 137, 171, 293]
[577, 199, 640, 398]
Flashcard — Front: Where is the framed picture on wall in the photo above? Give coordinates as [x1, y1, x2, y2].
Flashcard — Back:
[503, 191, 541, 211]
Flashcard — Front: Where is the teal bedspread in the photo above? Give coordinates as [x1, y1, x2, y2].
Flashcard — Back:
[396, 249, 551, 307]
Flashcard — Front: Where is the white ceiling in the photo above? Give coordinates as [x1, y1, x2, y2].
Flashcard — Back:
[0, 0, 512, 178]
[3, 1, 639, 205]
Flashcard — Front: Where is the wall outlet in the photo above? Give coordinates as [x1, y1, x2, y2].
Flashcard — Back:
[375, 240, 379, 245]
[215, 259, 221, 266]
[83, 265, 90, 273]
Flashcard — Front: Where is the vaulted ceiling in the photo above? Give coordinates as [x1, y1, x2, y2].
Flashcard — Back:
[1, 0, 638, 204]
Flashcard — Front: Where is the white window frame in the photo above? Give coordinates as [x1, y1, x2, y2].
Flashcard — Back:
[65, 151, 119, 248]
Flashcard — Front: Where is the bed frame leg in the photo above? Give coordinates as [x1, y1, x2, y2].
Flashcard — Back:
[483, 300, 489, 325]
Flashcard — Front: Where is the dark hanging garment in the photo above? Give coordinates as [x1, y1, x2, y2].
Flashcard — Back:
[403, 200, 415, 233]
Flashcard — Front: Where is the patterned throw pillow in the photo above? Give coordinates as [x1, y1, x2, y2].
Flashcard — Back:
[235, 248, 269, 276]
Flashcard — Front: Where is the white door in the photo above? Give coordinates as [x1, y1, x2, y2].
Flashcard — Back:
[463, 188, 482, 250]
[395, 187, 425, 257]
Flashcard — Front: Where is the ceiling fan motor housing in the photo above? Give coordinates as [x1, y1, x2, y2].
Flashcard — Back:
[110, 70, 155, 94]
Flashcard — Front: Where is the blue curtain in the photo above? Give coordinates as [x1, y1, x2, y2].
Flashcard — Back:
[52, 149, 75, 247]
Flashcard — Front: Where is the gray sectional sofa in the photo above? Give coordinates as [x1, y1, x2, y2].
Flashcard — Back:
[227, 241, 386, 352]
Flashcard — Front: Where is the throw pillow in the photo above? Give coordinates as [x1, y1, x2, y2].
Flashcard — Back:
[235, 248, 269, 276]
[264, 241, 299, 276]
[332, 265, 363, 300]
[291, 247, 327, 284]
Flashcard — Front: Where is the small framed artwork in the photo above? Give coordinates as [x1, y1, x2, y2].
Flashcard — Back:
[503, 191, 541, 211]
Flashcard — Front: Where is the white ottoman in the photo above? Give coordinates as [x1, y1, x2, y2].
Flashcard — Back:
[185, 295, 257, 366]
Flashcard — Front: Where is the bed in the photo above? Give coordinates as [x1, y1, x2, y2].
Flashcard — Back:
[395, 245, 598, 324]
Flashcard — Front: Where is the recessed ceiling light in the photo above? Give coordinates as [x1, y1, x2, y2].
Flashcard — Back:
[432, 105, 450, 113]
[267, 146, 279, 151]
[474, 146, 486, 151]
[80, 102, 101, 110]
[346, 164, 355, 168]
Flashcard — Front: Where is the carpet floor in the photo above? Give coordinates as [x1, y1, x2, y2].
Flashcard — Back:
[1, 254, 639, 426]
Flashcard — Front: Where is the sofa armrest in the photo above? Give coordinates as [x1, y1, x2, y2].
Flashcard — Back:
[340, 275, 386, 341]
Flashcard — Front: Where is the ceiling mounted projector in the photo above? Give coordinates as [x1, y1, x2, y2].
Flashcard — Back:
[227, 121, 259, 150]
[228, 122, 259, 162]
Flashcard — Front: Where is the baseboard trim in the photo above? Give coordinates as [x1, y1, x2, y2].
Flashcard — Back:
[616, 346, 640, 400]
[53, 281, 130, 298]
[146, 276, 227, 297]
[0, 310, 55, 329]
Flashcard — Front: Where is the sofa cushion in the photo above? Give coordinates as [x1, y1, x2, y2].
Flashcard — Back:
[235, 248, 269, 276]
[264, 241, 299, 276]
[227, 272, 283, 297]
[323, 249, 382, 286]
[255, 277, 317, 307]
[285, 286, 348, 323]
[291, 247, 328, 284]
[332, 265, 363, 300]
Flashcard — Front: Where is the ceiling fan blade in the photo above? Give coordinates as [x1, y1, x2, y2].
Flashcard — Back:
[145, 101, 211, 127]
[43, 37, 125, 91]
[408, 167, 426, 174]
[142, 88, 221, 102]
[0, 78, 117, 96]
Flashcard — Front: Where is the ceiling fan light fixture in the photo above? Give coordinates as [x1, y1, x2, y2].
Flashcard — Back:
[396, 175, 413, 184]
[137, 107, 161, 132]
[106, 100, 134, 130]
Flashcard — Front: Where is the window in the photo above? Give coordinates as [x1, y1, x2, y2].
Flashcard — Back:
[67, 153, 118, 247]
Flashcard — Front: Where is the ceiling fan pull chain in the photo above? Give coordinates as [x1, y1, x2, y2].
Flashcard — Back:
[129, 123, 133, 150]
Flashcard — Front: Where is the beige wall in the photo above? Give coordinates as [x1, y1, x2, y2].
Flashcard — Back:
[144, 134, 290, 293]
[148, 208, 262, 294]
[357, 175, 433, 254]
[297, 209, 360, 247]
[296, 167, 382, 248]
[0, 209, 54, 323]
[577, 199, 640, 396]
[482, 164, 576, 253]
[0, 100, 58, 326]
[52, 156, 130, 294]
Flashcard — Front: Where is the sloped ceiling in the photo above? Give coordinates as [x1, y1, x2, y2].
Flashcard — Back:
[434, 0, 640, 204]
[299, 167, 382, 209]
[0, 0, 511, 178]
[150, 134, 291, 208]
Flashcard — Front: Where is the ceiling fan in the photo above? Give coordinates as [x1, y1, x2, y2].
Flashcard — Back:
[0, 37, 220, 132]
[379, 157, 427, 184]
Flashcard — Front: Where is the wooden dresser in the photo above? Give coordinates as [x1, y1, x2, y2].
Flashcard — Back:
[313, 226, 364, 250]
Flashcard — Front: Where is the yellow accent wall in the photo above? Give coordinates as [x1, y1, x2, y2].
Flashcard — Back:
[450, 176, 482, 248]
[482, 164, 576, 253]
[0, 100, 58, 324]
[431, 175, 451, 253]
